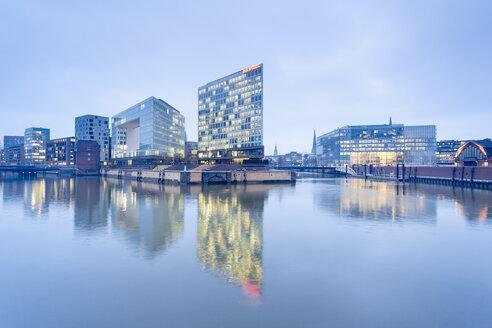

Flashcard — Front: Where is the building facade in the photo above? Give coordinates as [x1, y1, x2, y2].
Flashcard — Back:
[75, 140, 100, 172]
[317, 123, 436, 166]
[280, 152, 303, 166]
[111, 97, 185, 163]
[46, 137, 76, 166]
[24, 127, 50, 165]
[455, 139, 492, 166]
[75, 115, 110, 163]
[4, 136, 24, 150]
[198, 64, 263, 163]
[5, 144, 24, 165]
[437, 140, 463, 165]
[185, 141, 198, 164]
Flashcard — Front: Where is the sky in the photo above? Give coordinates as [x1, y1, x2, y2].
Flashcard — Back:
[1, 0, 491, 154]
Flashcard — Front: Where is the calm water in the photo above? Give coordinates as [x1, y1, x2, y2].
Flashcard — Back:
[1, 175, 492, 328]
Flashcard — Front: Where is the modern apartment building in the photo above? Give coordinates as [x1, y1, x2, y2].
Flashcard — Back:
[111, 97, 185, 165]
[75, 115, 110, 162]
[24, 127, 50, 165]
[436, 140, 464, 165]
[46, 137, 76, 166]
[317, 122, 436, 166]
[198, 64, 264, 163]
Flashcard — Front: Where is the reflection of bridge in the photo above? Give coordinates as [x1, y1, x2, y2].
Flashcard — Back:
[0, 165, 59, 174]
[275, 166, 343, 175]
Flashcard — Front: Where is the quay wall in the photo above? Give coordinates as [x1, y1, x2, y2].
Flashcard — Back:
[353, 165, 492, 189]
[102, 168, 293, 184]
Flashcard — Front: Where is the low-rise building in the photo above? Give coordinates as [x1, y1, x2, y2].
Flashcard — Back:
[317, 121, 436, 166]
[46, 137, 76, 166]
[455, 139, 492, 167]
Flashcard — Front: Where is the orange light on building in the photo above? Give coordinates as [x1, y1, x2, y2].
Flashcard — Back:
[242, 64, 261, 74]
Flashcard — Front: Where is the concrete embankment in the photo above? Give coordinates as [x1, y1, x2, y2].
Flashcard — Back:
[352, 165, 492, 189]
[101, 168, 294, 184]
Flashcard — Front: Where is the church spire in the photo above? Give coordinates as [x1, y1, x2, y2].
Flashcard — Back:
[311, 130, 317, 154]
[274, 144, 278, 157]
[389, 116, 392, 125]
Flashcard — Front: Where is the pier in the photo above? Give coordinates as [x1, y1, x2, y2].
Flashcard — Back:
[102, 167, 294, 184]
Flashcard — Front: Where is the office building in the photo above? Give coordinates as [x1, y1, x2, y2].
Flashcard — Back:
[24, 127, 50, 165]
[280, 152, 303, 166]
[46, 137, 76, 166]
[198, 64, 263, 163]
[317, 122, 436, 166]
[437, 140, 464, 165]
[111, 97, 185, 165]
[4, 136, 24, 150]
[75, 115, 110, 162]
[5, 144, 24, 165]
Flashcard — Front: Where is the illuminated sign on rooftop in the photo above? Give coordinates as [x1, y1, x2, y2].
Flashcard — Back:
[243, 65, 261, 74]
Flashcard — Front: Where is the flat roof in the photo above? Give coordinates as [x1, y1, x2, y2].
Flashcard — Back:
[198, 64, 263, 90]
[114, 96, 181, 118]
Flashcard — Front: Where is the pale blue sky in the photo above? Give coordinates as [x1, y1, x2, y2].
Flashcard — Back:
[1, 0, 491, 154]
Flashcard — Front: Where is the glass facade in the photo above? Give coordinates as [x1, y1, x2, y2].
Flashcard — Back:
[317, 124, 436, 166]
[111, 97, 185, 160]
[4, 136, 24, 150]
[24, 127, 50, 165]
[198, 64, 264, 163]
[436, 140, 464, 165]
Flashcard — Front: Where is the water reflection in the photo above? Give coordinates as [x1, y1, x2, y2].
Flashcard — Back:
[408, 184, 492, 223]
[107, 179, 185, 258]
[315, 179, 437, 223]
[197, 185, 271, 303]
[74, 177, 110, 231]
[314, 179, 492, 224]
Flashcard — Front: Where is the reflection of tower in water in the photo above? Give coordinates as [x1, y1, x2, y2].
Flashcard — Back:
[197, 186, 269, 302]
[74, 177, 110, 231]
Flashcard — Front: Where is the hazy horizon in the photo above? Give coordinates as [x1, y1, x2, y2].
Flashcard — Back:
[1, 0, 491, 154]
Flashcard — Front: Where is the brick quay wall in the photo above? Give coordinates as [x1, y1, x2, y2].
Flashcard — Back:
[352, 165, 492, 189]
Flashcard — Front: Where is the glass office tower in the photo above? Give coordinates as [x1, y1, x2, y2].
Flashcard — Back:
[24, 127, 50, 165]
[111, 97, 185, 162]
[198, 64, 264, 163]
[317, 123, 436, 166]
